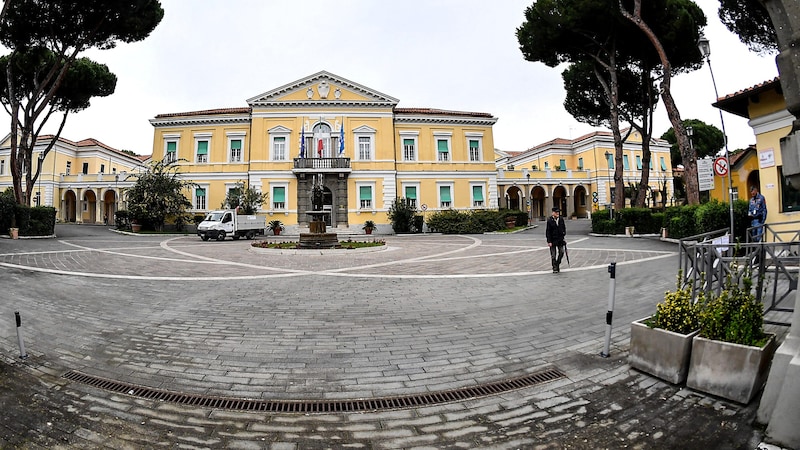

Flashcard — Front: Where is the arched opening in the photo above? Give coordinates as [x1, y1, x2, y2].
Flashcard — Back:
[103, 190, 117, 225]
[552, 185, 568, 216]
[506, 186, 522, 210]
[83, 190, 97, 224]
[532, 186, 547, 221]
[573, 186, 588, 218]
[64, 190, 77, 222]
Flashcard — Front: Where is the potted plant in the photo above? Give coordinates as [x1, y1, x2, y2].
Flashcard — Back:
[268, 219, 284, 236]
[363, 220, 375, 235]
[686, 268, 777, 404]
[629, 273, 701, 384]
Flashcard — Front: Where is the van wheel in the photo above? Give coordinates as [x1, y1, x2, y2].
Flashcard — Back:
[246, 231, 255, 240]
[201, 235, 209, 241]
[232, 234, 240, 240]
[216, 231, 225, 241]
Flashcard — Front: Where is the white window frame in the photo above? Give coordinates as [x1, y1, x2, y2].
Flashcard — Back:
[194, 133, 212, 164]
[0, 159, 4, 175]
[437, 182, 454, 209]
[65, 161, 71, 175]
[357, 182, 375, 210]
[194, 185, 208, 211]
[163, 134, 180, 163]
[353, 126, 376, 161]
[465, 132, 483, 162]
[401, 182, 420, 209]
[470, 183, 485, 208]
[268, 126, 291, 161]
[434, 132, 452, 162]
[271, 183, 288, 211]
[399, 131, 419, 162]
[227, 132, 245, 163]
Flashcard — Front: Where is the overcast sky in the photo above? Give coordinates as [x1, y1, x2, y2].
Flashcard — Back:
[9, 0, 781, 156]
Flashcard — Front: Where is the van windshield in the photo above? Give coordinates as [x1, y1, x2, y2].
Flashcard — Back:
[204, 212, 225, 222]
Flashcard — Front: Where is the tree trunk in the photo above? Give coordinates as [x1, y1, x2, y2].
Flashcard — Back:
[620, 0, 699, 204]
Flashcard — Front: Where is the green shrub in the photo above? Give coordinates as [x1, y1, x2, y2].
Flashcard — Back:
[412, 215, 424, 233]
[647, 276, 701, 335]
[0, 188, 16, 233]
[696, 199, 729, 234]
[426, 209, 469, 234]
[388, 197, 417, 233]
[468, 209, 504, 232]
[698, 272, 765, 346]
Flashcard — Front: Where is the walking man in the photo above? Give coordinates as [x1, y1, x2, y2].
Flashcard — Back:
[748, 185, 767, 242]
[546, 207, 566, 273]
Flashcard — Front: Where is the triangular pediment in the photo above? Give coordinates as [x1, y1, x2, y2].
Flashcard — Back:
[247, 71, 399, 107]
[268, 125, 292, 133]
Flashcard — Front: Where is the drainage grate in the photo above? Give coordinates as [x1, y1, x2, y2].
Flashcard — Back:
[63, 367, 565, 414]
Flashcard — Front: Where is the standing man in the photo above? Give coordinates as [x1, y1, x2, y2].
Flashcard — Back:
[748, 185, 767, 242]
[546, 207, 566, 273]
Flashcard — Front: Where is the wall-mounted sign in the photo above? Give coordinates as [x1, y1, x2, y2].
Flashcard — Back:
[759, 148, 775, 169]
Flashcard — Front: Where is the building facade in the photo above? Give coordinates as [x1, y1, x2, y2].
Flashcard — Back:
[714, 77, 800, 228]
[0, 134, 145, 224]
[496, 130, 674, 223]
[149, 71, 498, 232]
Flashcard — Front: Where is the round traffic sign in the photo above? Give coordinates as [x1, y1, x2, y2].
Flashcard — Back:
[713, 157, 729, 176]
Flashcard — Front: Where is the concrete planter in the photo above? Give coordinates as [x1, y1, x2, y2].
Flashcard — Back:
[687, 334, 777, 404]
[629, 317, 699, 384]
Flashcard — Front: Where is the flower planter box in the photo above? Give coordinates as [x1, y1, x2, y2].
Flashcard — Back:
[629, 317, 699, 384]
[686, 334, 777, 404]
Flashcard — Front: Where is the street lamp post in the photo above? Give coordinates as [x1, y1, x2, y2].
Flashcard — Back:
[604, 151, 614, 219]
[698, 33, 735, 239]
[526, 173, 532, 225]
[36, 153, 44, 206]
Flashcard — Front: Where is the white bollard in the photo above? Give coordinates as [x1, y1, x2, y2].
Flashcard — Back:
[15, 311, 28, 359]
[600, 262, 617, 358]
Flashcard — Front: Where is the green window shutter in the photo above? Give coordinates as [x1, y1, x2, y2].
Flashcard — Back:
[197, 141, 209, 155]
[472, 186, 483, 201]
[231, 139, 242, 149]
[469, 140, 479, 149]
[437, 140, 448, 152]
[359, 186, 372, 200]
[167, 141, 177, 152]
[636, 156, 642, 170]
[559, 159, 566, 170]
[274, 137, 284, 144]
[195, 188, 205, 197]
[660, 157, 667, 171]
[273, 187, 285, 203]
[607, 154, 614, 169]
[623, 155, 630, 170]
[403, 138, 414, 147]
[440, 186, 451, 202]
[405, 186, 416, 199]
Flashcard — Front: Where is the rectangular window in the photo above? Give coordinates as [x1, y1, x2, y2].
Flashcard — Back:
[544, 162, 550, 170]
[439, 185, 452, 208]
[404, 186, 417, 208]
[165, 141, 177, 163]
[230, 139, 242, 162]
[273, 186, 286, 210]
[559, 159, 566, 171]
[607, 153, 614, 169]
[469, 139, 480, 161]
[196, 140, 209, 163]
[82, 162, 89, 174]
[578, 157, 584, 170]
[0, 159, 4, 175]
[623, 155, 630, 170]
[358, 137, 371, 160]
[472, 185, 484, 207]
[731, 187, 739, 202]
[660, 156, 666, 171]
[780, 167, 800, 212]
[359, 185, 372, 209]
[437, 139, 450, 161]
[636, 155, 642, 170]
[273, 137, 285, 161]
[100, 164, 105, 173]
[195, 188, 206, 210]
[66, 161, 71, 175]
[403, 138, 416, 161]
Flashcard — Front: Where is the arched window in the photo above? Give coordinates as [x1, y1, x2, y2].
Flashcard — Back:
[306, 122, 338, 158]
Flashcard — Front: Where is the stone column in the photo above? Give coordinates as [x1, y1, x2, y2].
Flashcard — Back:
[756, 2, 800, 447]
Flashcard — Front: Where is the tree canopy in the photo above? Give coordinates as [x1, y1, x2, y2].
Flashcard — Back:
[222, 181, 269, 215]
[0, 0, 163, 205]
[718, 0, 777, 54]
[660, 119, 725, 166]
[125, 159, 195, 232]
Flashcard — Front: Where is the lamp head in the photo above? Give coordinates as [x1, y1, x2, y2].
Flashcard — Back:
[697, 33, 710, 59]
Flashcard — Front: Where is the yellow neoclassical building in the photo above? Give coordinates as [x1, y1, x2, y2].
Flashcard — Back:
[714, 77, 800, 226]
[149, 71, 498, 232]
[0, 134, 145, 224]
[496, 130, 674, 222]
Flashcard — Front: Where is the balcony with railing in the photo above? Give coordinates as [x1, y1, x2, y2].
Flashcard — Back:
[293, 158, 351, 172]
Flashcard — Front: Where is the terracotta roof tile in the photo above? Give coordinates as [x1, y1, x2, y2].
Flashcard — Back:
[394, 107, 494, 118]
[154, 107, 252, 119]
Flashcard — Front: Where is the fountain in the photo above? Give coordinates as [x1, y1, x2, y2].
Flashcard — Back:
[298, 175, 340, 249]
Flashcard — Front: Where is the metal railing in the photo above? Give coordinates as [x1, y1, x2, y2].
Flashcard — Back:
[293, 158, 351, 170]
[678, 224, 798, 326]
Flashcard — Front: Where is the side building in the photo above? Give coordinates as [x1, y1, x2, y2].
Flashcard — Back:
[496, 130, 674, 223]
[149, 71, 498, 233]
[0, 134, 146, 224]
